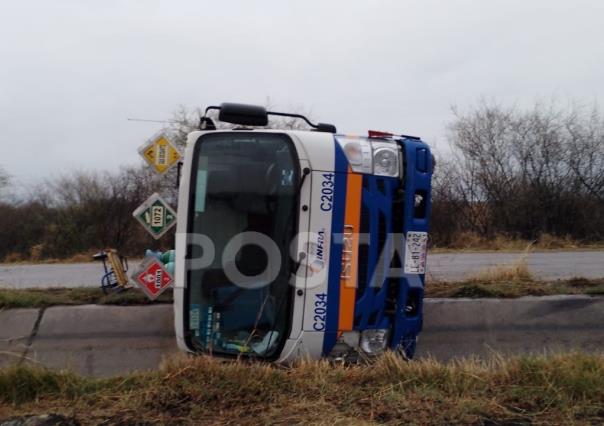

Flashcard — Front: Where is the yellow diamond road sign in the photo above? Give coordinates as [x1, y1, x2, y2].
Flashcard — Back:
[139, 133, 182, 175]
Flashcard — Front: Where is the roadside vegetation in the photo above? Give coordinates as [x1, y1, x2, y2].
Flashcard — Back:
[0, 352, 603, 425]
[3, 236, 603, 265]
[429, 233, 604, 253]
[430, 100, 604, 249]
[0, 253, 106, 265]
[427, 276, 604, 299]
[0, 288, 173, 309]
[1, 99, 604, 263]
[1, 276, 603, 310]
[427, 257, 604, 298]
[0, 252, 601, 308]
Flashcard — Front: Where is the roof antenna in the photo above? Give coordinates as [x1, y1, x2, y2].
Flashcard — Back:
[127, 118, 178, 124]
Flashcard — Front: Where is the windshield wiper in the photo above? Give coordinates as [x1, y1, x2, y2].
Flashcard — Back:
[288, 166, 310, 273]
[250, 166, 310, 357]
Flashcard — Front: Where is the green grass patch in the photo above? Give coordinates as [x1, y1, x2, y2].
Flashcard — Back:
[0, 288, 173, 309]
[0, 352, 603, 424]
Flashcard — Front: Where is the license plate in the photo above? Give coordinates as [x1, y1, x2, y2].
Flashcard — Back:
[404, 231, 428, 274]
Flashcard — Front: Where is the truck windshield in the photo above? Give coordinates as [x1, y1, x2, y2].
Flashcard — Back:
[186, 132, 298, 358]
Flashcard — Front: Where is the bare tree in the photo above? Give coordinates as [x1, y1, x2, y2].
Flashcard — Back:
[565, 104, 604, 202]
[440, 98, 604, 243]
[0, 166, 9, 199]
[39, 166, 160, 257]
[165, 105, 205, 149]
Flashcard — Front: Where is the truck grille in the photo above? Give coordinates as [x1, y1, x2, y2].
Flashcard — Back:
[353, 176, 403, 329]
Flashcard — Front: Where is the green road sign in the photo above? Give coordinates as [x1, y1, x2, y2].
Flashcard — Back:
[132, 193, 177, 239]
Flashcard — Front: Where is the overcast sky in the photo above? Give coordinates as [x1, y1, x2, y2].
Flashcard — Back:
[1, 0, 603, 189]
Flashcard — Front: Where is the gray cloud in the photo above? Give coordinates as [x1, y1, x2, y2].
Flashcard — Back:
[1, 0, 603, 187]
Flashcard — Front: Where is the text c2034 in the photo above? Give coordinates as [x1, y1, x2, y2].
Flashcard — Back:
[320, 173, 334, 212]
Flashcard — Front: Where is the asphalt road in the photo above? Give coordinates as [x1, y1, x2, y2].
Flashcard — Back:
[427, 250, 604, 282]
[2, 296, 603, 376]
[1, 250, 603, 289]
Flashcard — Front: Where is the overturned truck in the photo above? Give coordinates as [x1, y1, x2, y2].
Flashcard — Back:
[173, 103, 433, 362]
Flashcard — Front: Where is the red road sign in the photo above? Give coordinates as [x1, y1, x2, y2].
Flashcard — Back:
[131, 256, 173, 300]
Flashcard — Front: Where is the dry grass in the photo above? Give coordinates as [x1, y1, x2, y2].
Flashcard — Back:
[0, 352, 603, 424]
[1, 252, 98, 265]
[426, 249, 604, 298]
[430, 232, 604, 253]
[427, 277, 604, 298]
[427, 252, 537, 298]
[2, 274, 603, 310]
[0, 248, 600, 308]
[0, 288, 173, 309]
[426, 252, 604, 299]
[470, 257, 533, 283]
[4, 234, 604, 264]
[1, 251, 144, 265]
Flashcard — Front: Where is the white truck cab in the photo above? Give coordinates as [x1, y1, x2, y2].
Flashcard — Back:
[173, 103, 433, 362]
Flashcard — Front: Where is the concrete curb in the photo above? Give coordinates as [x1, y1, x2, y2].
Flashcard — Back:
[419, 296, 604, 360]
[1, 296, 603, 376]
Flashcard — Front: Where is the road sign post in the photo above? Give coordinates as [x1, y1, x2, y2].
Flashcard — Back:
[132, 193, 177, 239]
[139, 133, 182, 175]
[131, 256, 173, 300]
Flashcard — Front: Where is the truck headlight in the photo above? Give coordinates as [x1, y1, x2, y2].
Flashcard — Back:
[372, 142, 399, 177]
[337, 138, 400, 178]
[340, 139, 373, 174]
[359, 329, 389, 356]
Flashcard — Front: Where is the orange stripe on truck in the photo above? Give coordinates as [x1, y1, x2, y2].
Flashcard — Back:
[338, 170, 363, 332]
